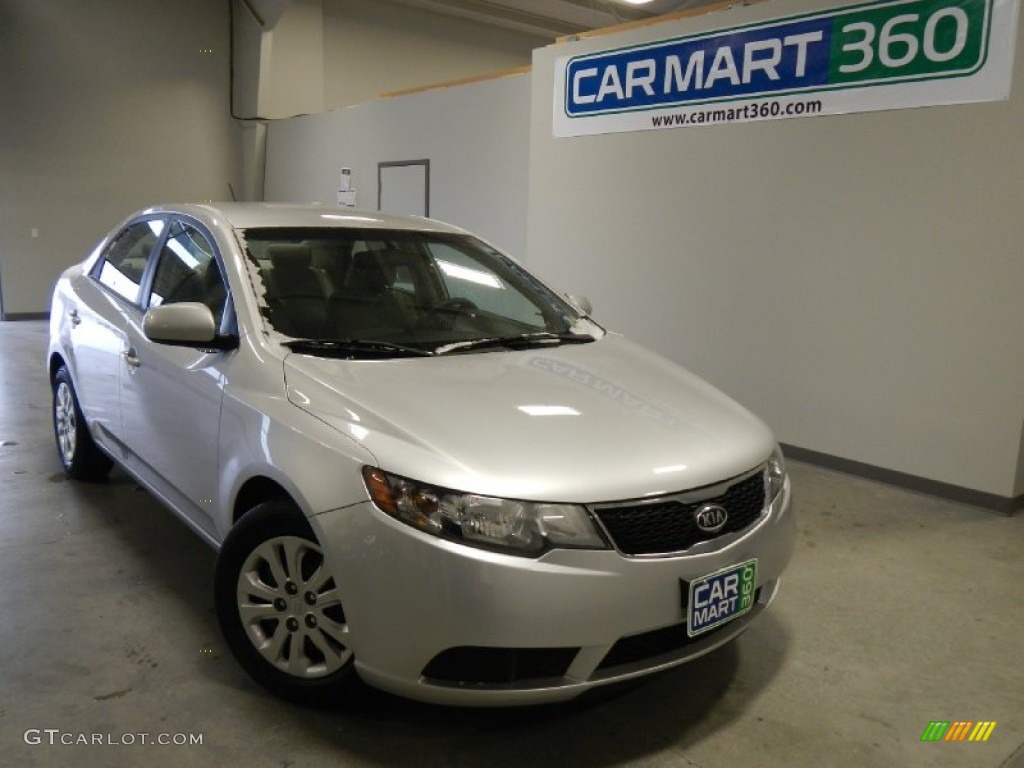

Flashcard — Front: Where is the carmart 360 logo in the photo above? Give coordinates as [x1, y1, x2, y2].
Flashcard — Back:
[564, 0, 993, 116]
[920, 720, 997, 742]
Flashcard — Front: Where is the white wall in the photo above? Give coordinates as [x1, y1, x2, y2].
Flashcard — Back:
[265, 72, 532, 257]
[322, 0, 543, 109]
[527, 0, 1024, 499]
[264, 109, 350, 205]
[0, 0, 241, 316]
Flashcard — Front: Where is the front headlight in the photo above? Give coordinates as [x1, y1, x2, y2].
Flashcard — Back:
[362, 467, 608, 557]
[766, 445, 787, 503]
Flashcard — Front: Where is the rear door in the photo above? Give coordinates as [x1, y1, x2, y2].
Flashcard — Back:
[69, 217, 166, 451]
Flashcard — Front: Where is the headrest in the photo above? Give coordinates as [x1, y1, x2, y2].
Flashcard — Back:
[347, 251, 389, 293]
[268, 244, 313, 270]
[309, 243, 339, 271]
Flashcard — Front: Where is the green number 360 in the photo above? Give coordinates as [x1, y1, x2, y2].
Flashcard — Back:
[839, 8, 970, 74]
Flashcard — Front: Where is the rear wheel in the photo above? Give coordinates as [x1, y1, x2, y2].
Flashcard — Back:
[52, 366, 113, 481]
[215, 500, 357, 706]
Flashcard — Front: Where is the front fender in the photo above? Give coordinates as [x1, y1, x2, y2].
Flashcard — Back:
[217, 383, 378, 541]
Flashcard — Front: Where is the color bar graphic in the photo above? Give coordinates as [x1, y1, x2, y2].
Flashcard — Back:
[969, 722, 997, 742]
[921, 720, 997, 742]
[944, 721, 973, 741]
[921, 721, 949, 742]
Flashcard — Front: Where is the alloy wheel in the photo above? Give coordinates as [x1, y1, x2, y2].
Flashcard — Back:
[236, 535, 352, 678]
[54, 381, 77, 465]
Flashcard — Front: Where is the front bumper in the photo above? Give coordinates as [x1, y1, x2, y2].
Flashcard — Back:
[312, 477, 794, 706]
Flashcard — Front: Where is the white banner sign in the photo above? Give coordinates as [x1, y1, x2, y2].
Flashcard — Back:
[553, 0, 1020, 137]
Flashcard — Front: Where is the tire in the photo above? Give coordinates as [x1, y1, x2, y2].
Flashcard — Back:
[52, 365, 113, 481]
[215, 500, 357, 706]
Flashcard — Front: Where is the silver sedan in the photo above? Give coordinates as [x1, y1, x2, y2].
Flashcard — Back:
[47, 203, 795, 706]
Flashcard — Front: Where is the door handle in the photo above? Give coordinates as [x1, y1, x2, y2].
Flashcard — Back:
[123, 348, 141, 369]
[69, 309, 81, 326]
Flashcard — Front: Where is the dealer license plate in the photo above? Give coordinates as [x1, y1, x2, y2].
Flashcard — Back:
[686, 559, 758, 637]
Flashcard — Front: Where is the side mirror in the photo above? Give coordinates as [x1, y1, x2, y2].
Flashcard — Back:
[565, 293, 593, 316]
[143, 302, 237, 350]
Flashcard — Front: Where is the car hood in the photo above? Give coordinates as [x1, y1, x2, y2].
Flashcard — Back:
[282, 334, 775, 503]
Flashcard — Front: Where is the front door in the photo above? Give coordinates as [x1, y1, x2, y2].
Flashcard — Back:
[120, 219, 231, 540]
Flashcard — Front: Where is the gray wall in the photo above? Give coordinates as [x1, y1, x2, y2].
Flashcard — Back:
[0, 0, 539, 315]
[6, 0, 1020, 501]
[233, 0, 326, 119]
[527, 0, 1024, 499]
[323, 0, 543, 109]
[265, 72, 532, 257]
[0, 0, 241, 317]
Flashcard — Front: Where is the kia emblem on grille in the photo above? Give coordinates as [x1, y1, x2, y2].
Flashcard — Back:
[694, 504, 728, 533]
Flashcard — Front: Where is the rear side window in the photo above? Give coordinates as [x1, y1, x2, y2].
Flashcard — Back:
[148, 221, 227, 324]
[96, 219, 165, 303]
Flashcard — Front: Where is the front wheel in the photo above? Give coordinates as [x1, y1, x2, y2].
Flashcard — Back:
[215, 500, 357, 706]
[52, 365, 113, 481]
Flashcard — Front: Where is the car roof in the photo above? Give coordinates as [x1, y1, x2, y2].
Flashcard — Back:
[139, 202, 466, 234]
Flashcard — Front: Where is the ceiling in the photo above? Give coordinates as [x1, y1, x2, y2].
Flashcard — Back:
[386, 0, 725, 39]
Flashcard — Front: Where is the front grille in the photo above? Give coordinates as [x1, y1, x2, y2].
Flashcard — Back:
[596, 588, 762, 671]
[422, 646, 579, 685]
[593, 470, 765, 556]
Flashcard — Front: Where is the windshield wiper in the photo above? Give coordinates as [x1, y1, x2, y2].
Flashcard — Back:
[435, 332, 595, 355]
[282, 338, 433, 358]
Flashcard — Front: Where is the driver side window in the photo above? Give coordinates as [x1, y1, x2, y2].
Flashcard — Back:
[148, 221, 227, 325]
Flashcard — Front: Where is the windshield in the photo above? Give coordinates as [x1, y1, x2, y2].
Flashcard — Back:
[241, 227, 601, 354]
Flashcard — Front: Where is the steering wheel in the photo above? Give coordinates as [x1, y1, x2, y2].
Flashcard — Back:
[425, 298, 478, 329]
[433, 298, 477, 313]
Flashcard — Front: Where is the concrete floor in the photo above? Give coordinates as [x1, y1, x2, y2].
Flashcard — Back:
[1, 319, 1021, 768]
